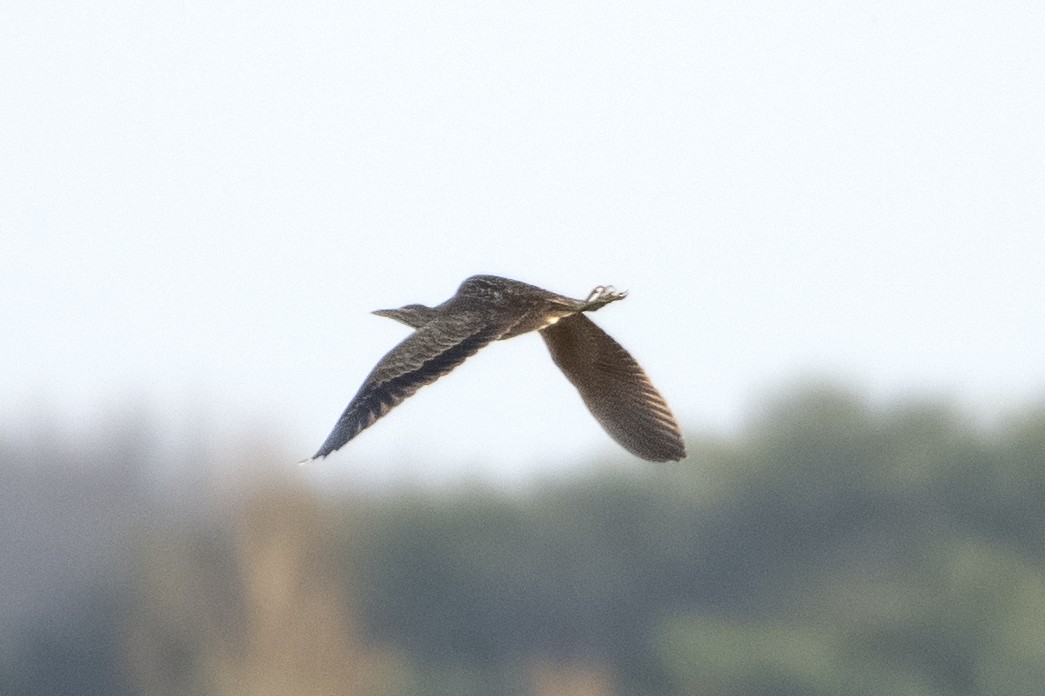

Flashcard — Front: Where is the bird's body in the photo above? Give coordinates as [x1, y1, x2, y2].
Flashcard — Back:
[308, 275, 685, 462]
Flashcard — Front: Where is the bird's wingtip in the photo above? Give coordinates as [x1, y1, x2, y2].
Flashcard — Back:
[666, 444, 688, 462]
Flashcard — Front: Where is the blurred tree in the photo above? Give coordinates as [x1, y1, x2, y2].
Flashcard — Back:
[5, 383, 1045, 696]
[125, 486, 413, 696]
[347, 384, 1045, 695]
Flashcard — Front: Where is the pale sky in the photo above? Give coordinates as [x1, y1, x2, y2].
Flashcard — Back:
[3, 1, 1043, 485]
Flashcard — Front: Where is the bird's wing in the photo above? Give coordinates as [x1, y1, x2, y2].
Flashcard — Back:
[540, 314, 686, 462]
[309, 310, 511, 459]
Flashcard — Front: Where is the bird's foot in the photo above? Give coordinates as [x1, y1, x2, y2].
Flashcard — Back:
[583, 285, 628, 310]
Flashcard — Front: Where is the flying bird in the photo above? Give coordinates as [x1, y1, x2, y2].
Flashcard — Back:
[307, 275, 685, 462]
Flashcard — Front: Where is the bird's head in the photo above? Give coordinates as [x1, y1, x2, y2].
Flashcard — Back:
[372, 304, 437, 329]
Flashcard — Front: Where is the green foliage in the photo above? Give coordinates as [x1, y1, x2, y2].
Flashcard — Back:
[3, 383, 1044, 695]
[344, 385, 1045, 695]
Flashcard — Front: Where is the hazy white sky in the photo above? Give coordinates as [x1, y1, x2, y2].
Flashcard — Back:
[3, 1, 1043, 484]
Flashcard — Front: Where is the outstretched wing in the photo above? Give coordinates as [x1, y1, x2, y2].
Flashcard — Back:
[309, 311, 509, 460]
[540, 314, 686, 462]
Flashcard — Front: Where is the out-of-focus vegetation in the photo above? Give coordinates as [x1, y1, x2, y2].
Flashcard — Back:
[2, 384, 1044, 696]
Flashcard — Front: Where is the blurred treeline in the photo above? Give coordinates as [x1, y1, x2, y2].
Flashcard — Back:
[2, 384, 1044, 696]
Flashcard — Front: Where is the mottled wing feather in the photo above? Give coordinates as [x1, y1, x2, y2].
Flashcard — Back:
[310, 311, 508, 459]
[540, 314, 686, 462]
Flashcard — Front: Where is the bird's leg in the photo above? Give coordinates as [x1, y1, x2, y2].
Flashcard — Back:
[582, 285, 628, 311]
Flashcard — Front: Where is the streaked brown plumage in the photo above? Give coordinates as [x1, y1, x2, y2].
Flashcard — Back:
[308, 275, 685, 462]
